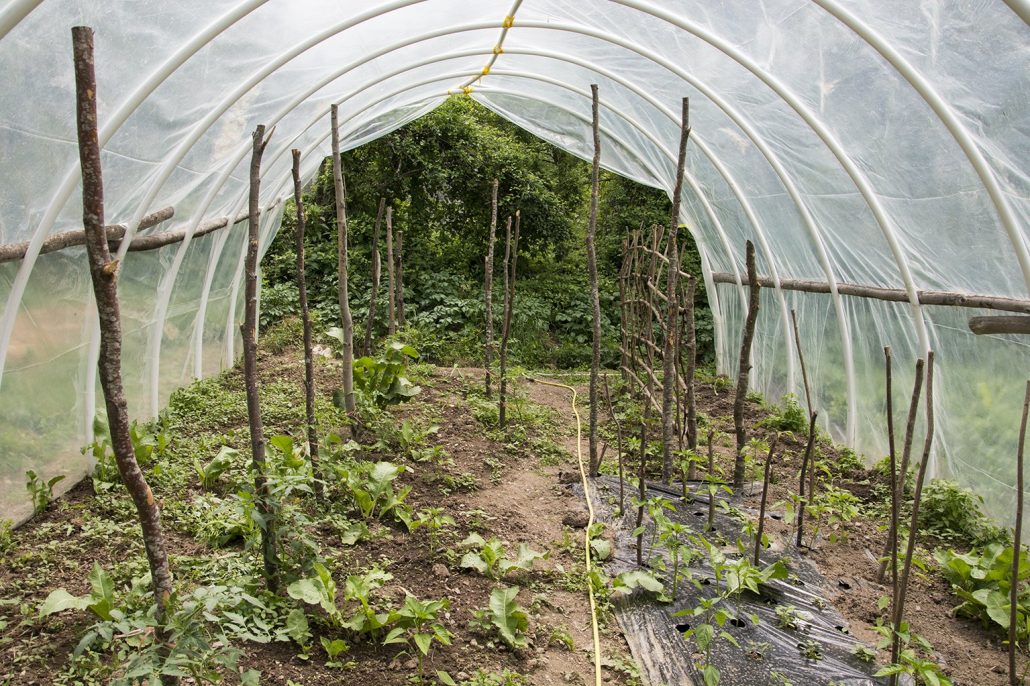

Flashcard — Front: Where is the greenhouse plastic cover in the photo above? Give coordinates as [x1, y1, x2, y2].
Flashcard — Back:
[0, 0, 1028, 525]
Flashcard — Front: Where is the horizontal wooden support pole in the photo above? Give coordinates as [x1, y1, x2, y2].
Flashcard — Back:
[125, 209, 249, 252]
[0, 206, 174, 263]
[711, 272, 1030, 315]
[969, 315, 1030, 335]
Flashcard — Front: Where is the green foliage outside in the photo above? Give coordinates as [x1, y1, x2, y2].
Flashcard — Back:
[261, 96, 713, 368]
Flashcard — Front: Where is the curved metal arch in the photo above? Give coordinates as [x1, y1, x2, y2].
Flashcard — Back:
[595, 3, 931, 354]
[0, 0, 273, 395]
[813, 0, 1030, 296]
[0, 0, 41, 41]
[474, 72, 797, 391]
[487, 50, 857, 439]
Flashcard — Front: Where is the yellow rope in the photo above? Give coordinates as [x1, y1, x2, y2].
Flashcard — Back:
[532, 376, 604, 686]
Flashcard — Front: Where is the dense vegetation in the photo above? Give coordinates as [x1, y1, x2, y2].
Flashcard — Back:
[261, 96, 713, 369]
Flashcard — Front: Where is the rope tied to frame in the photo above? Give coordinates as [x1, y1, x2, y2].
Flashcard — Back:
[503, 14, 515, 28]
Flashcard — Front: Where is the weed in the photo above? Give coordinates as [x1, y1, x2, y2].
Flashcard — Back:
[194, 446, 237, 490]
[920, 479, 1006, 546]
[459, 534, 545, 580]
[25, 470, 64, 515]
[758, 394, 807, 434]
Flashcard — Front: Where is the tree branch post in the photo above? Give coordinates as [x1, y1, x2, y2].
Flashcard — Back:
[292, 149, 323, 499]
[386, 205, 396, 336]
[1011, 379, 1029, 686]
[484, 179, 498, 398]
[363, 197, 386, 356]
[330, 105, 355, 416]
[396, 222, 405, 329]
[732, 240, 760, 488]
[244, 124, 279, 592]
[72, 23, 176, 623]
[661, 97, 690, 483]
[587, 84, 604, 477]
[499, 212, 520, 429]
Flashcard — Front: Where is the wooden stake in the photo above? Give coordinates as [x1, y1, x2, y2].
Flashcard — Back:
[484, 180, 498, 398]
[754, 434, 778, 565]
[706, 428, 716, 532]
[878, 357, 925, 581]
[330, 105, 354, 415]
[795, 410, 819, 548]
[684, 274, 698, 456]
[385, 205, 396, 336]
[72, 23, 175, 619]
[661, 97, 690, 483]
[498, 215, 513, 428]
[244, 124, 279, 592]
[396, 223, 405, 328]
[635, 411, 649, 566]
[893, 351, 935, 674]
[603, 374, 626, 515]
[791, 309, 818, 547]
[587, 84, 603, 477]
[880, 348, 898, 599]
[1011, 379, 1030, 686]
[362, 197, 386, 356]
[292, 150, 323, 498]
[732, 240, 760, 487]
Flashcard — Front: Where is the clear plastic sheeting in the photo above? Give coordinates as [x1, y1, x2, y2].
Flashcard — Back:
[0, 0, 1027, 524]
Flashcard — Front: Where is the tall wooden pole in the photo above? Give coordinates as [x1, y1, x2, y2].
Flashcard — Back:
[732, 240, 760, 487]
[330, 105, 354, 415]
[587, 84, 603, 476]
[72, 24, 176, 618]
[893, 351, 935, 675]
[396, 223, 405, 329]
[499, 211, 520, 429]
[244, 124, 279, 592]
[1011, 380, 1030, 685]
[754, 435, 778, 565]
[684, 274, 698, 454]
[883, 347, 898, 605]
[363, 197, 386, 356]
[292, 150, 322, 498]
[484, 180, 498, 398]
[386, 205, 396, 336]
[661, 97, 690, 482]
[792, 308, 818, 546]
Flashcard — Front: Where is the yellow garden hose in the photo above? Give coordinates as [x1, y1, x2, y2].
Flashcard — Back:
[531, 376, 603, 686]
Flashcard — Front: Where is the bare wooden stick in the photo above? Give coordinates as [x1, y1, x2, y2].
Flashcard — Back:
[330, 105, 355, 416]
[795, 410, 819, 548]
[661, 97, 690, 483]
[711, 272, 1030, 315]
[635, 410, 649, 566]
[396, 224, 405, 328]
[291, 149, 322, 499]
[706, 428, 716, 532]
[385, 205, 396, 336]
[484, 180, 498, 398]
[0, 206, 173, 263]
[1011, 379, 1030, 686]
[790, 308, 818, 547]
[732, 241, 760, 488]
[498, 214, 513, 429]
[362, 197, 386, 356]
[754, 434, 778, 565]
[970, 315, 1030, 335]
[893, 351, 935, 673]
[244, 123, 279, 592]
[880, 348, 898, 598]
[878, 357, 926, 580]
[72, 24, 175, 619]
[684, 275, 698, 454]
[603, 374, 626, 515]
[587, 84, 603, 477]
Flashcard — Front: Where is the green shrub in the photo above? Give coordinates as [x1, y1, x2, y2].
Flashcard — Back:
[759, 394, 808, 434]
[920, 479, 1006, 545]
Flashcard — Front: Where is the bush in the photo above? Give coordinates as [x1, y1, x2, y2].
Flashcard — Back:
[920, 479, 1006, 546]
[759, 394, 808, 434]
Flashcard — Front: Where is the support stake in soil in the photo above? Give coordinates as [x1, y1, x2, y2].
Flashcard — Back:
[587, 84, 603, 477]
[732, 240, 760, 488]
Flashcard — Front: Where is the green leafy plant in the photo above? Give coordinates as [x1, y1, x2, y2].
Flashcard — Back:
[287, 561, 343, 625]
[383, 594, 453, 678]
[774, 604, 807, 631]
[341, 460, 412, 522]
[471, 586, 529, 650]
[194, 446, 238, 490]
[39, 562, 117, 620]
[320, 636, 352, 669]
[936, 542, 1030, 639]
[404, 507, 456, 550]
[920, 479, 1007, 546]
[25, 469, 64, 515]
[872, 620, 953, 686]
[758, 394, 807, 434]
[459, 534, 545, 580]
[344, 340, 422, 407]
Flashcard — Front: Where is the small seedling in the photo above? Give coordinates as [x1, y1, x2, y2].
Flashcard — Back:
[26, 470, 64, 515]
[798, 639, 823, 661]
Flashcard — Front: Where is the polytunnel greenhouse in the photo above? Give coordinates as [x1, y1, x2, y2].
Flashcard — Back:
[1, 1, 1028, 684]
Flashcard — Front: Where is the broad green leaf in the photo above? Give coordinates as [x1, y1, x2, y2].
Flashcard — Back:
[285, 608, 310, 644]
[489, 586, 528, 648]
[460, 552, 488, 574]
[39, 588, 91, 617]
[286, 578, 322, 607]
[414, 632, 433, 655]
